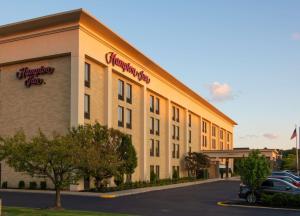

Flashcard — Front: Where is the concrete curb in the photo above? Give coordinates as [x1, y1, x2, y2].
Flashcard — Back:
[0, 177, 239, 198]
[217, 201, 300, 212]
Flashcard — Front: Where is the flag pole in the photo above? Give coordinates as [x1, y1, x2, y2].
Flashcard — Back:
[297, 126, 299, 176]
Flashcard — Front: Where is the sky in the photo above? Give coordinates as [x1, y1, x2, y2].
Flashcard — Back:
[1, 0, 300, 150]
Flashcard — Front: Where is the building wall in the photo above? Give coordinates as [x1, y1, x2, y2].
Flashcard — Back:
[0, 55, 71, 188]
[0, 15, 235, 189]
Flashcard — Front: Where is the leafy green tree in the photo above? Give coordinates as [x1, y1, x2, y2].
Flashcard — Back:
[184, 152, 210, 177]
[70, 123, 122, 189]
[237, 150, 271, 203]
[0, 130, 80, 209]
[117, 135, 137, 183]
[282, 153, 297, 171]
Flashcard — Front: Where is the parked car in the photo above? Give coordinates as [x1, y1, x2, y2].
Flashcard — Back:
[271, 175, 300, 187]
[271, 171, 300, 181]
[239, 178, 300, 203]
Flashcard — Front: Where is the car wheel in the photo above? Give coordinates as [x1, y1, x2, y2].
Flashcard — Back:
[246, 193, 256, 204]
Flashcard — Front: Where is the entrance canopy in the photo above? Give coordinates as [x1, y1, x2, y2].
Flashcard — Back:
[200, 149, 279, 161]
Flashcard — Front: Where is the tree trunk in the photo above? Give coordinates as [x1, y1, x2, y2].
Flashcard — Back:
[55, 188, 62, 209]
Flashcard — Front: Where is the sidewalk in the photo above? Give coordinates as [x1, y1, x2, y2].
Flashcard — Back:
[0, 177, 240, 198]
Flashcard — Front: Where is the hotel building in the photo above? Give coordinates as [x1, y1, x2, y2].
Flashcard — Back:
[0, 9, 237, 190]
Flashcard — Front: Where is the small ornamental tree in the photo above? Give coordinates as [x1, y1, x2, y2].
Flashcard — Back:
[237, 150, 271, 203]
[117, 135, 137, 183]
[184, 152, 210, 178]
[0, 130, 80, 209]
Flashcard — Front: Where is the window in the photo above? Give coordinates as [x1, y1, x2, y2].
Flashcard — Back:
[150, 139, 154, 157]
[212, 126, 216, 137]
[118, 106, 124, 127]
[126, 83, 132, 104]
[172, 125, 176, 139]
[202, 135, 207, 147]
[150, 95, 154, 112]
[176, 144, 180, 158]
[84, 62, 90, 87]
[188, 114, 191, 127]
[155, 165, 160, 179]
[155, 119, 160, 136]
[173, 166, 180, 178]
[126, 108, 132, 129]
[84, 94, 90, 119]
[176, 108, 179, 122]
[220, 141, 224, 150]
[189, 130, 191, 143]
[155, 98, 160, 114]
[220, 130, 223, 139]
[172, 144, 176, 158]
[202, 121, 207, 133]
[212, 139, 216, 149]
[172, 106, 175, 121]
[155, 140, 160, 157]
[227, 133, 230, 142]
[273, 180, 289, 191]
[118, 80, 124, 100]
[189, 146, 192, 153]
[150, 117, 154, 134]
[150, 165, 155, 177]
[176, 126, 180, 140]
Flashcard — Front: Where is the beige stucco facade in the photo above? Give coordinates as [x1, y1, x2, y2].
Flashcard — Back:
[0, 9, 237, 190]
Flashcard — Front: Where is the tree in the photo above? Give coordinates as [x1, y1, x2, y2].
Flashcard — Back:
[184, 152, 210, 178]
[70, 123, 122, 189]
[0, 130, 80, 209]
[117, 135, 137, 183]
[282, 154, 297, 171]
[237, 150, 271, 203]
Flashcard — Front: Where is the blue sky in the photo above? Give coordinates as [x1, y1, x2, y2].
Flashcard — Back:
[1, 0, 300, 150]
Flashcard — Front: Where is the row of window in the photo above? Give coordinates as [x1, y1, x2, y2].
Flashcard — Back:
[150, 95, 160, 114]
[172, 125, 180, 140]
[172, 144, 180, 159]
[118, 106, 132, 129]
[150, 139, 160, 157]
[118, 79, 132, 104]
[150, 117, 160, 135]
[172, 106, 180, 122]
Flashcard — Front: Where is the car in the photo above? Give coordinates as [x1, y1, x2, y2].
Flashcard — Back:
[239, 178, 300, 203]
[271, 175, 300, 187]
[272, 171, 300, 181]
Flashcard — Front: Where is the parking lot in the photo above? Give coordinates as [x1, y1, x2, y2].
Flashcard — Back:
[1, 180, 299, 216]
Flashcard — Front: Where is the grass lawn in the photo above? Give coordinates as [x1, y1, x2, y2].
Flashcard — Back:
[3, 207, 131, 216]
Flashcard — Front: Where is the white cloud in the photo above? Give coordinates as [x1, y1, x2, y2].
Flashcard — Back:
[239, 134, 259, 139]
[291, 32, 300, 41]
[263, 133, 278, 140]
[207, 82, 234, 102]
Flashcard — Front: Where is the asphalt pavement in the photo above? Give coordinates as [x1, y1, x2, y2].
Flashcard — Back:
[1, 180, 299, 216]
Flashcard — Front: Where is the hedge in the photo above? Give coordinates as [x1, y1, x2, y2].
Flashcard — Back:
[261, 193, 300, 208]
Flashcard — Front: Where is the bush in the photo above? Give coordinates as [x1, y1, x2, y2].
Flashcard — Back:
[29, 181, 37, 190]
[261, 193, 300, 208]
[18, 180, 25, 189]
[1, 181, 8, 189]
[172, 170, 179, 180]
[150, 171, 158, 183]
[114, 174, 124, 187]
[40, 181, 47, 190]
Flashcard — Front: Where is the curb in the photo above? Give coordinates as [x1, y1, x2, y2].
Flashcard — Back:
[217, 201, 300, 212]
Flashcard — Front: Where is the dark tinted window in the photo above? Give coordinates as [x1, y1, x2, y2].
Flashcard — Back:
[273, 180, 289, 191]
[262, 180, 273, 187]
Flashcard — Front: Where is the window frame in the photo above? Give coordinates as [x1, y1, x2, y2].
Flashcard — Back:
[126, 108, 132, 129]
[126, 83, 132, 104]
[118, 106, 124, 127]
[84, 62, 91, 88]
[118, 79, 124, 100]
[84, 94, 90, 119]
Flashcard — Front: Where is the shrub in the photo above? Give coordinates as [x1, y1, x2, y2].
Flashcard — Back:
[150, 171, 158, 183]
[172, 170, 179, 180]
[261, 193, 272, 206]
[18, 180, 25, 189]
[271, 193, 289, 207]
[114, 174, 124, 187]
[40, 181, 47, 190]
[29, 181, 37, 189]
[1, 181, 8, 189]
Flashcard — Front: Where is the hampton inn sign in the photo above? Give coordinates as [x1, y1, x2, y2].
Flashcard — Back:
[16, 66, 55, 88]
[105, 52, 151, 84]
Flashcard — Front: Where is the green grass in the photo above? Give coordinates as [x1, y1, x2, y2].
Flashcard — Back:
[3, 207, 132, 216]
